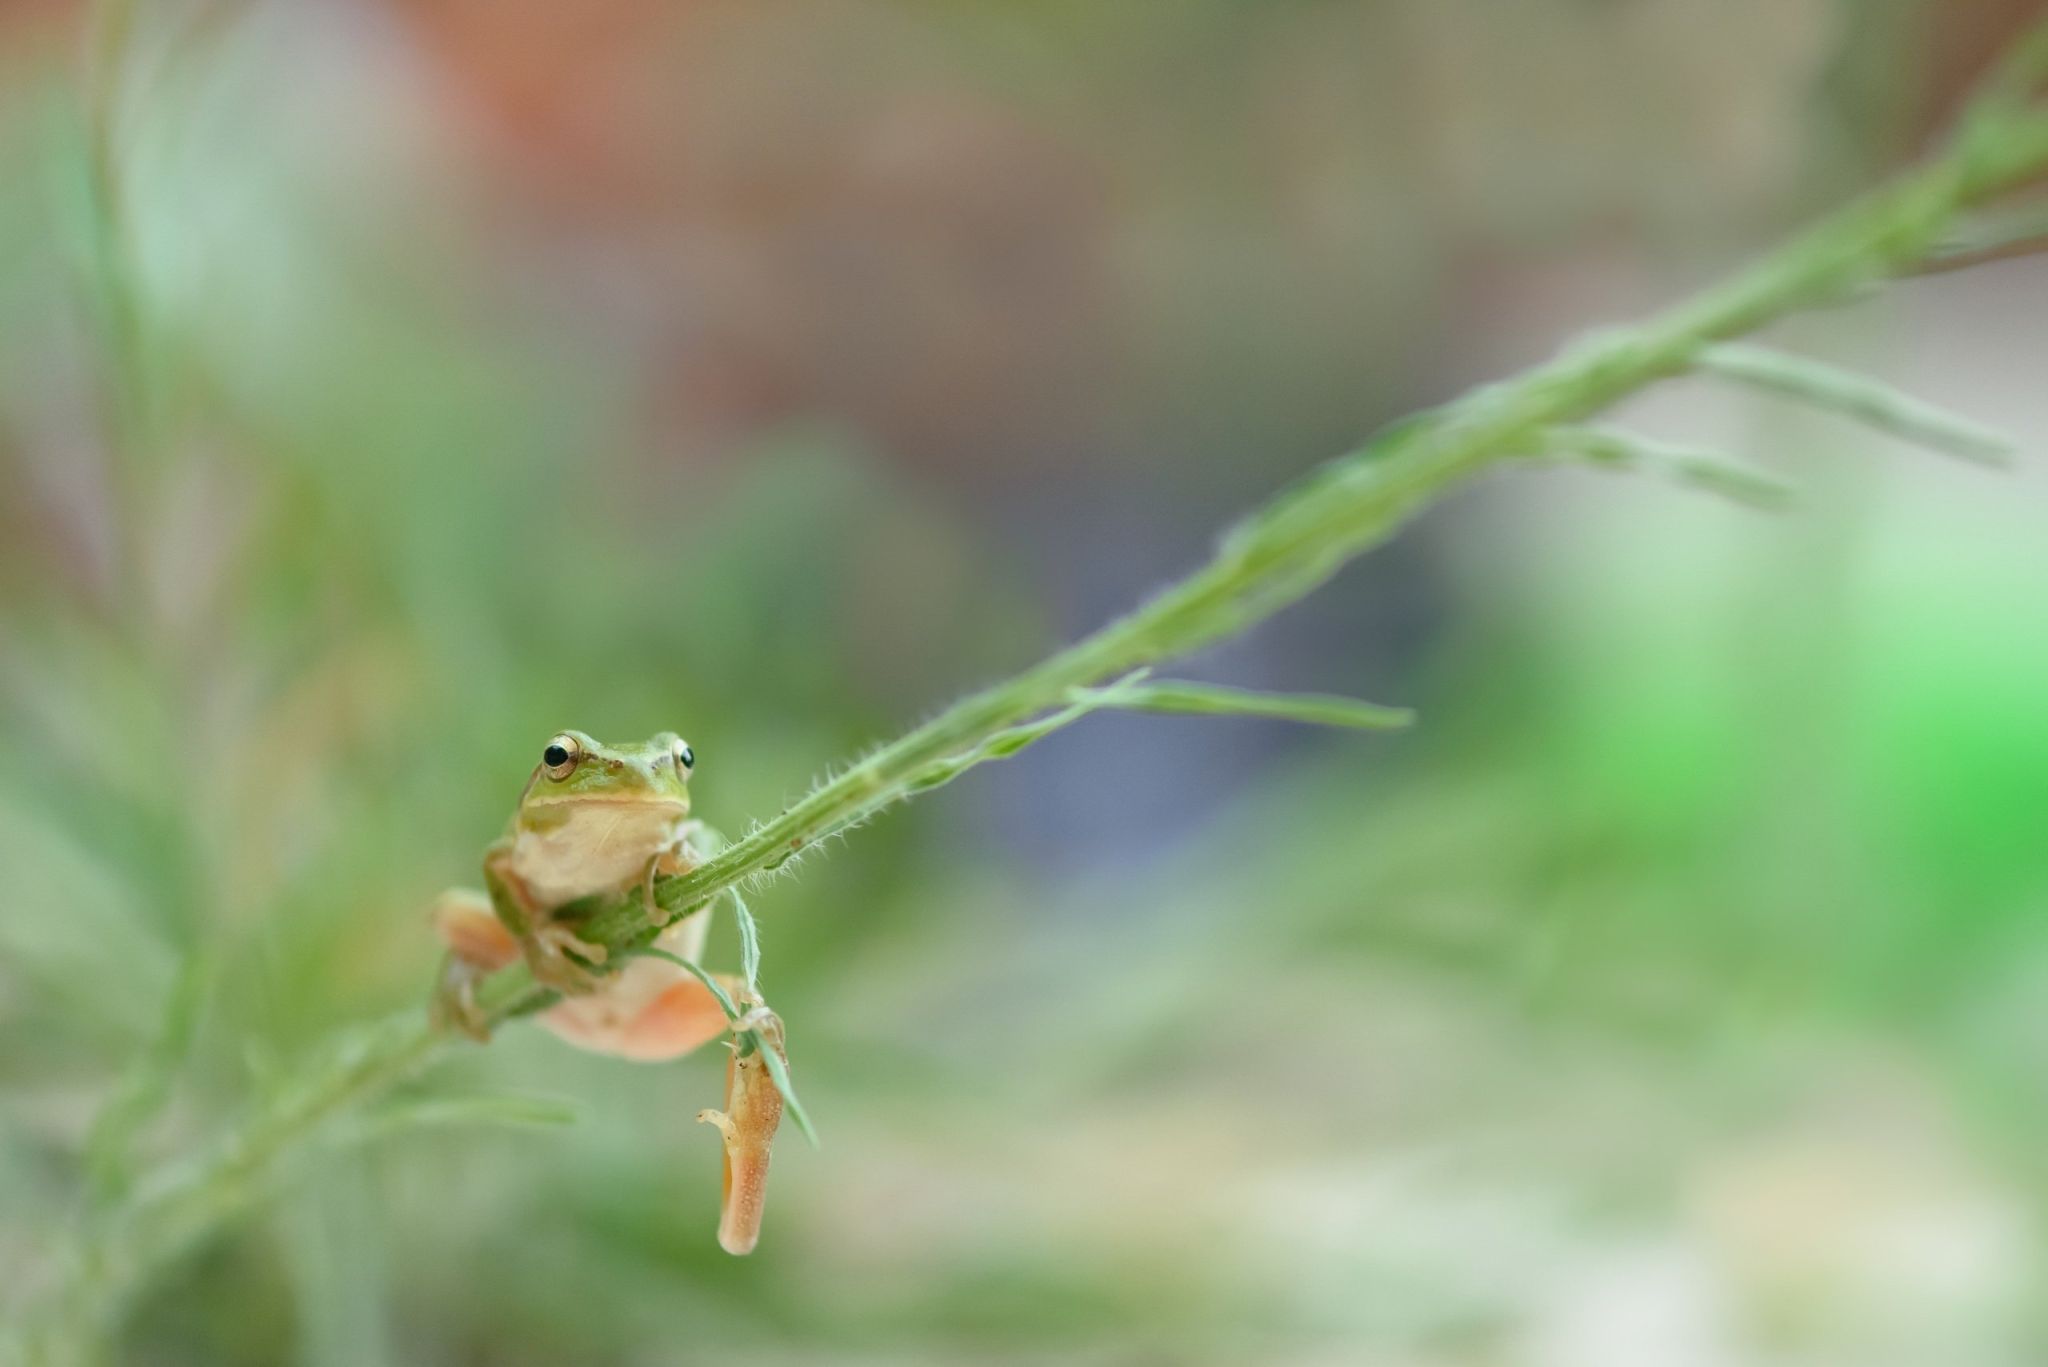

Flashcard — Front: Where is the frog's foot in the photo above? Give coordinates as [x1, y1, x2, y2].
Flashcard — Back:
[527, 921, 610, 995]
[429, 889, 519, 1042]
[638, 856, 668, 935]
[697, 1010, 788, 1256]
[639, 830, 706, 935]
[430, 960, 494, 1042]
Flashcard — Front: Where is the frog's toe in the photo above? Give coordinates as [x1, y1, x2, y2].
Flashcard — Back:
[536, 921, 607, 965]
[430, 966, 495, 1043]
[528, 934, 606, 987]
[533, 956, 602, 996]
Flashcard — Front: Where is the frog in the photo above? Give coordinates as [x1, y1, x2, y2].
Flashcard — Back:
[429, 729, 787, 1253]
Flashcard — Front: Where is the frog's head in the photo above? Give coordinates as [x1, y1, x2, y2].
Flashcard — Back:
[517, 729, 694, 821]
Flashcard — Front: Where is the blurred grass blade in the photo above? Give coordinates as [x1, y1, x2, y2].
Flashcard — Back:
[1082, 680, 1414, 731]
[1697, 343, 2015, 465]
[344, 1090, 573, 1147]
[85, 948, 213, 1204]
[1540, 425, 1795, 510]
[327, 1091, 580, 1151]
[1913, 194, 2048, 276]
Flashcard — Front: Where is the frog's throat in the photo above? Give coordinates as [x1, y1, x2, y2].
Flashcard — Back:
[519, 796, 689, 833]
[524, 795, 689, 809]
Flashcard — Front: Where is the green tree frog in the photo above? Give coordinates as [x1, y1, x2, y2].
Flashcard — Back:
[430, 729, 784, 1253]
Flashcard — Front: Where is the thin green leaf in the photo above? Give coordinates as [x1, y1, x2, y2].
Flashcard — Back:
[1697, 343, 2015, 465]
[757, 1044, 818, 1148]
[1081, 680, 1413, 731]
[731, 890, 762, 994]
[1540, 425, 1795, 511]
[1915, 195, 2048, 276]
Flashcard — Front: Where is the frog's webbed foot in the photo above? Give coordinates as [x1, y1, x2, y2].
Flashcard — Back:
[639, 823, 710, 935]
[638, 857, 667, 936]
[698, 1009, 788, 1256]
[527, 920, 610, 996]
[429, 888, 517, 1042]
[431, 960, 494, 1042]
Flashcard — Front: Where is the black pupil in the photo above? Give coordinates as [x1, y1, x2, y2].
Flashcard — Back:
[678, 745, 694, 769]
[543, 744, 569, 768]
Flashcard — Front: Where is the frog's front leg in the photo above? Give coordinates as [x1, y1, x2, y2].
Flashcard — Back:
[483, 839, 607, 996]
[637, 819, 714, 936]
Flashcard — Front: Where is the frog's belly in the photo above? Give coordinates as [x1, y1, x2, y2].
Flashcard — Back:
[508, 804, 683, 906]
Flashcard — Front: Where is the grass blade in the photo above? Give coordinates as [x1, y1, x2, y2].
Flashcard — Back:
[1539, 425, 1795, 511]
[1082, 680, 1414, 731]
[1698, 343, 2014, 465]
[732, 890, 762, 994]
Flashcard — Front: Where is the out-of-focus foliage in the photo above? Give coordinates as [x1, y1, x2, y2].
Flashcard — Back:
[4, 2, 2048, 1364]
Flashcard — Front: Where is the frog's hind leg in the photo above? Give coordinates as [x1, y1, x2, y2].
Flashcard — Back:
[433, 887, 519, 969]
[430, 888, 518, 1040]
[435, 882, 729, 1058]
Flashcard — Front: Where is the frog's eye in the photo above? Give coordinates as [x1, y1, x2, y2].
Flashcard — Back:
[672, 737, 695, 774]
[541, 734, 581, 780]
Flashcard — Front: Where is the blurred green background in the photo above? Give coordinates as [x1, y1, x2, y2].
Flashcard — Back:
[5, 1, 2048, 1363]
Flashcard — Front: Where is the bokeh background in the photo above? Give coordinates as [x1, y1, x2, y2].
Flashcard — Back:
[5, 1, 2048, 1363]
